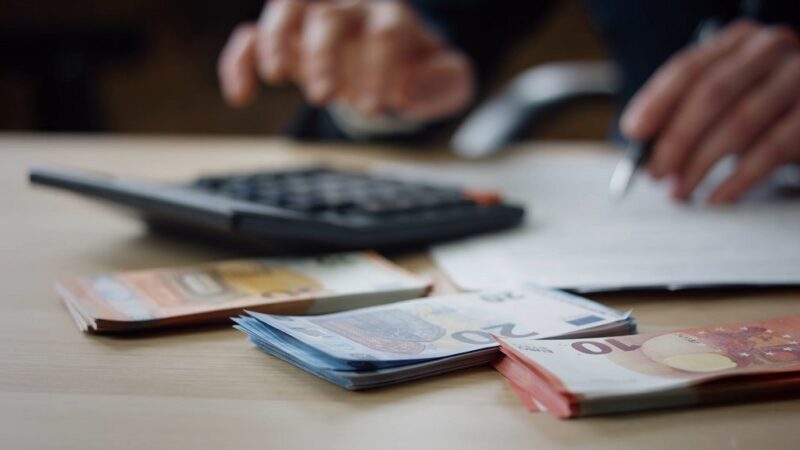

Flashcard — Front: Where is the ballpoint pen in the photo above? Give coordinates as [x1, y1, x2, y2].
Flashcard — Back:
[608, 139, 653, 200]
[608, 16, 724, 201]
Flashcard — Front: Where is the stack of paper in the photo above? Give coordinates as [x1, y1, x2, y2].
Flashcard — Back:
[57, 251, 430, 332]
[495, 316, 800, 418]
[234, 285, 635, 389]
[380, 150, 800, 292]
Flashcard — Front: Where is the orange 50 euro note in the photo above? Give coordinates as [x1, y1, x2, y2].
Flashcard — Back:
[495, 316, 800, 418]
[56, 251, 430, 333]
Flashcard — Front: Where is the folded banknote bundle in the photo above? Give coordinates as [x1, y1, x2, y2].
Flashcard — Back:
[495, 316, 800, 418]
[57, 251, 430, 333]
[234, 285, 635, 389]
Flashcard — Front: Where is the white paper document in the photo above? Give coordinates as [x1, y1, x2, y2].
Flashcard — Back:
[379, 146, 800, 292]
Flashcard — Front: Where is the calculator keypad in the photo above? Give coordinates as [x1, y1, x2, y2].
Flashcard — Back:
[191, 168, 487, 217]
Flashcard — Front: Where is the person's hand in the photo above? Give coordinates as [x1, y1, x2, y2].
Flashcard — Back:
[218, 0, 475, 121]
[621, 20, 800, 203]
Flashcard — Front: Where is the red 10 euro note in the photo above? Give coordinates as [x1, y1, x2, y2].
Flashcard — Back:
[495, 316, 800, 418]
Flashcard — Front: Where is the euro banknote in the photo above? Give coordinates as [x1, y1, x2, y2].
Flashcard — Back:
[57, 251, 429, 332]
[495, 316, 800, 418]
[234, 285, 635, 389]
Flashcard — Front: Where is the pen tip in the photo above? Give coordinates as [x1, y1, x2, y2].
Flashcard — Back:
[608, 157, 635, 201]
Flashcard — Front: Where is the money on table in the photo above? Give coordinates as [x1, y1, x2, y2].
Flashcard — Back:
[495, 316, 800, 418]
[57, 251, 430, 333]
[234, 285, 635, 389]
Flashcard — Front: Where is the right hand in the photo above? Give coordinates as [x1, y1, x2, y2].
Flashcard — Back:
[218, 0, 476, 121]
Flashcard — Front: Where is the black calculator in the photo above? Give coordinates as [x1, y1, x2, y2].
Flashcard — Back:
[29, 166, 524, 249]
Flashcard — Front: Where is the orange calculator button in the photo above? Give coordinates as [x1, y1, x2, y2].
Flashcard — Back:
[462, 189, 502, 205]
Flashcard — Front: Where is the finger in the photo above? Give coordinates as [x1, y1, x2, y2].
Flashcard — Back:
[300, 2, 364, 105]
[360, 1, 435, 116]
[218, 23, 260, 107]
[256, 0, 305, 83]
[339, 38, 363, 107]
[675, 53, 800, 199]
[649, 25, 799, 179]
[621, 20, 758, 141]
[395, 51, 475, 121]
[709, 101, 800, 204]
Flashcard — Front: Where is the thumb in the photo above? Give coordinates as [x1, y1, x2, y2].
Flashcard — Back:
[394, 52, 475, 121]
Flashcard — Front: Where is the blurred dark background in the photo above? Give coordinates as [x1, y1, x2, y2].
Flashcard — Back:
[0, 0, 613, 139]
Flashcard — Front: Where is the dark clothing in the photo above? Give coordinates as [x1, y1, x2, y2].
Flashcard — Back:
[583, 0, 800, 113]
[287, 0, 800, 142]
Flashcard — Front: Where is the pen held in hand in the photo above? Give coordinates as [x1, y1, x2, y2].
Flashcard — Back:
[608, 18, 718, 202]
[608, 140, 654, 201]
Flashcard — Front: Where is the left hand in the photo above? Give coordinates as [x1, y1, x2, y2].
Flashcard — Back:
[217, 0, 475, 121]
[621, 20, 800, 203]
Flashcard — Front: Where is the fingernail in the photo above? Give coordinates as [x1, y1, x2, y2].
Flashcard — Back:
[268, 53, 285, 80]
[708, 191, 729, 205]
[310, 79, 332, 103]
[620, 110, 638, 135]
[262, 63, 275, 81]
[709, 197, 727, 205]
[670, 179, 688, 200]
[621, 103, 648, 137]
[361, 96, 379, 115]
[649, 160, 665, 179]
[649, 141, 672, 179]
[228, 80, 242, 98]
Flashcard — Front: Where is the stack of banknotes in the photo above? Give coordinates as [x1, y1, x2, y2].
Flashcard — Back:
[56, 251, 430, 332]
[495, 316, 800, 418]
[234, 285, 635, 389]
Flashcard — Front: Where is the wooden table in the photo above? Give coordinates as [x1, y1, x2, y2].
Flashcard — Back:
[1, 134, 798, 450]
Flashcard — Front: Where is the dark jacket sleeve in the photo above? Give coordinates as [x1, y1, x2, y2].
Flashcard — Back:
[410, 0, 557, 86]
[582, 0, 800, 113]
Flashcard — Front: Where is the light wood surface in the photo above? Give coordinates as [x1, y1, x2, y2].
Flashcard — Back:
[1, 134, 799, 450]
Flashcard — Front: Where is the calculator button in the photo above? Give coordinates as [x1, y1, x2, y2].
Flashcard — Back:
[219, 184, 252, 200]
[191, 168, 506, 220]
[251, 192, 287, 206]
[461, 189, 502, 205]
[193, 177, 226, 190]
